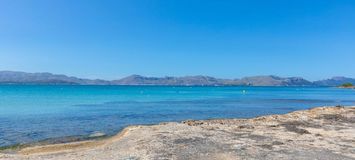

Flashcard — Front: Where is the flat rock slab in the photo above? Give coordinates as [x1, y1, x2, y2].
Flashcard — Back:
[1, 106, 355, 160]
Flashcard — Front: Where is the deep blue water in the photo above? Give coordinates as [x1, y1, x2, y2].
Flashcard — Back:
[0, 85, 354, 147]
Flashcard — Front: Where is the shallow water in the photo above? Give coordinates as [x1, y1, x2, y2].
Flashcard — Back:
[0, 85, 354, 147]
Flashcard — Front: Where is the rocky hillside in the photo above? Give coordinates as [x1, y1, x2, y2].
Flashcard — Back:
[110, 75, 314, 86]
[314, 77, 355, 86]
[0, 71, 109, 85]
[111, 75, 227, 86]
[235, 76, 313, 86]
[1, 71, 354, 86]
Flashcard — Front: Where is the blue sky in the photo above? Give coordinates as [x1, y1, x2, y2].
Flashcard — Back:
[0, 0, 354, 80]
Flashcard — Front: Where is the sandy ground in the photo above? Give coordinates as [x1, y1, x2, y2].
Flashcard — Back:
[1, 106, 354, 160]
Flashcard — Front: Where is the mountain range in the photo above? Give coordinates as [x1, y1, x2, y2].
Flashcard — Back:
[0, 71, 354, 86]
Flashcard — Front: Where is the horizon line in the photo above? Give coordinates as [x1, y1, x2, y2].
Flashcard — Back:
[0, 70, 352, 81]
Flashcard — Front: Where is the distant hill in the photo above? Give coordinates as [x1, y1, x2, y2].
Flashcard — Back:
[112, 75, 312, 86]
[236, 76, 313, 86]
[313, 77, 355, 86]
[0, 71, 354, 86]
[0, 71, 110, 85]
[111, 75, 227, 86]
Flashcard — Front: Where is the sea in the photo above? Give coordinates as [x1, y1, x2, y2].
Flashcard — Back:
[0, 85, 354, 147]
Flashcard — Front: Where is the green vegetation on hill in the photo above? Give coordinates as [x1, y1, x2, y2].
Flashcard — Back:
[340, 83, 353, 87]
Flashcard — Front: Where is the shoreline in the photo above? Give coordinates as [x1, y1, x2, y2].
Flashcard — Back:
[1, 106, 355, 159]
[338, 86, 355, 89]
[0, 106, 319, 151]
[0, 106, 323, 152]
[0, 105, 344, 151]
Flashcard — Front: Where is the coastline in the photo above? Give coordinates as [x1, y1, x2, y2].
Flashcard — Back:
[1, 106, 355, 160]
[338, 86, 355, 89]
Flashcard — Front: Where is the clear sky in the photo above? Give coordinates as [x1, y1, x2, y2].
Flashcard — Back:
[0, 0, 354, 80]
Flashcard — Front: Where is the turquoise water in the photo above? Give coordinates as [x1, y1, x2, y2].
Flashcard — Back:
[0, 85, 354, 147]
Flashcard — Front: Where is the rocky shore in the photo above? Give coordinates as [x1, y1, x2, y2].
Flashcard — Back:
[1, 106, 354, 160]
